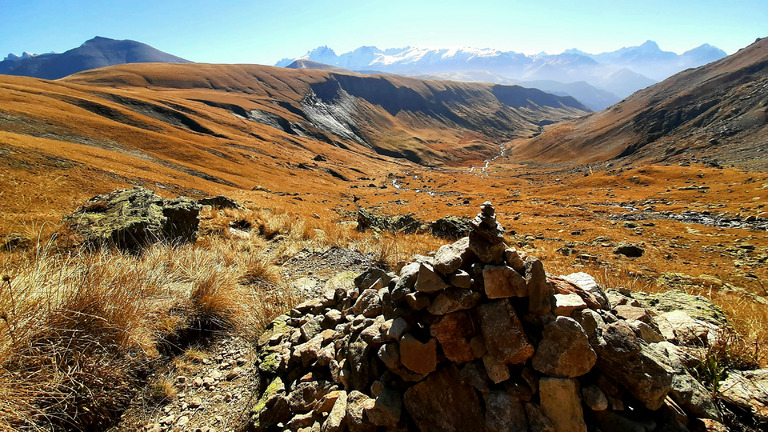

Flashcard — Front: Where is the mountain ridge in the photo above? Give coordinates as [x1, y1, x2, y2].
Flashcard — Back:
[277, 41, 726, 109]
[510, 37, 768, 169]
[0, 36, 190, 80]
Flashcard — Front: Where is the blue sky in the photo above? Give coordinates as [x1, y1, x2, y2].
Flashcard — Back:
[1, 0, 765, 64]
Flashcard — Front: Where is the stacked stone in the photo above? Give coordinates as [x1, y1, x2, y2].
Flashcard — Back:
[249, 202, 724, 432]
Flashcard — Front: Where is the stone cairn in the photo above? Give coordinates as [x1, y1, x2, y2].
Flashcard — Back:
[250, 202, 725, 432]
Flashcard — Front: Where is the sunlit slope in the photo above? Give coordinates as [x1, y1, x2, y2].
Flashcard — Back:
[511, 37, 768, 168]
[0, 63, 587, 231]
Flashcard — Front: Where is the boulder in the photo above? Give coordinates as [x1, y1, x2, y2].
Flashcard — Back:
[199, 194, 243, 209]
[614, 242, 645, 258]
[429, 216, 471, 239]
[594, 323, 674, 410]
[65, 187, 201, 250]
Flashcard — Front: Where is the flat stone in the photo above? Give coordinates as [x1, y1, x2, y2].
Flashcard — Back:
[400, 333, 437, 375]
[562, 272, 609, 309]
[614, 304, 652, 323]
[403, 365, 485, 432]
[660, 310, 712, 346]
[553, 293, 588, 316]
[532, 316, 596, 378]
[539, 377, 587, 432]
[430, 311, 477, 364]
[414, 263, 450, 293]
[483, 354, 511, 384]
[427, 288, 483, 315]
[478, 299, 534, 365]
[483, 265, 528, 298]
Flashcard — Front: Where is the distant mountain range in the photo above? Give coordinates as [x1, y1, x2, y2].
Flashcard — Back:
[277, 42, 727, 110]
[0, 36, 189, 80]
[513, 37, 768, 169]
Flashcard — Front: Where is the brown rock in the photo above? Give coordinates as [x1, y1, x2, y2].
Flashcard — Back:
[614, 304, 653, 323]
[351, 289, 382, 318]
[539, 377, 587, 432]
[321, 390, 347, 432]
[403, 365, 485, 432]
[594, 322, 673, 410]
[582, 384, 608, 411]
[346, 391, 375, 432]
[562, 272, 609, 309]
[482, 354, 511, 384]
[504, 248, 526, 274]
[478, 299, 534, 365]
[459, 361, 491, 394]
[399, 333, 437, 375]
[433, 243, 464, 274]
[483, 265, 528, 298]
[532, 316, 597, 378]
[405, 292, 431, 310]
[468, 202, 506, 264]
[550, 275, 604, 310]
[448, 269, 472, 288]
[525, 403, 555, 432]
[365, 388, 402, 428]
[526, 257, 554, 315]
[553, 293, 588, 316]
[427, 288, 483, 315]
[430, 311, 477, 363]
[485, 391, 527, 432]
[414, 263, 450, 293]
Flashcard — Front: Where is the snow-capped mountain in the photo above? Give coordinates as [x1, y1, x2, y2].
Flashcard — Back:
[276, 42, 726, 111]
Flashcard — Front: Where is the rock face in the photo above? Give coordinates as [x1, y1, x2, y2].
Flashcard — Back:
[65, 187, 201, 250]
[249, 203, 729, 432]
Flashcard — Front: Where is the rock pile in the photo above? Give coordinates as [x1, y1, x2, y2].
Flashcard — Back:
[249, 202, 729, 432]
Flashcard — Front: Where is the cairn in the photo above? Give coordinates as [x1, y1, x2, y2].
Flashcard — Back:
[250, 202, 724, 432]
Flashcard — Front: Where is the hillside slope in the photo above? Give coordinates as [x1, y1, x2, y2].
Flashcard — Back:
[511, 37, 768, 169]
[0, 36, 190, 80]
[0, 63, 587, 232]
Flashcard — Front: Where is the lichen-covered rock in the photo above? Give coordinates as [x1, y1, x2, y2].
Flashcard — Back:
[65, 187, 200, 250]
[594, 323, 674, 410]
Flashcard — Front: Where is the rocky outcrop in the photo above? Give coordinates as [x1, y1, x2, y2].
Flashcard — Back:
[65, 187, 201, 250]
[249, 202, 731, 432]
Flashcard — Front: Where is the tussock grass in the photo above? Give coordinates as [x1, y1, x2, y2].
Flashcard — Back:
[0, 233, 295, 430]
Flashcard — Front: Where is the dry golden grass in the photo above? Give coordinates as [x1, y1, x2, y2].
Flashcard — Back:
[0, 228, 303, 430]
